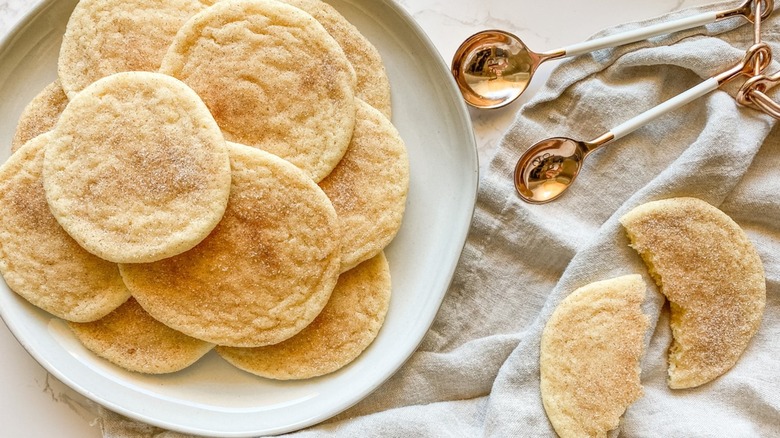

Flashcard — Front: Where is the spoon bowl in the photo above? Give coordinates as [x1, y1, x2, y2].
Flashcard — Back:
[451, 30, 555, 109]
[513, 137, 590, 203]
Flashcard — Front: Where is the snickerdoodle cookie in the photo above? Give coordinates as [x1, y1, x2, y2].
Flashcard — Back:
[11, 80, 68, 153]
[69, 297, 214, 374]
[319, 99, 408, 272]
[218, 252, 391, 379]
[620, 197, 766, 389]
[540, 275, 648, 438]
[160, 0, 357, 182]
[120, 142, 341, 347]
[280, 0, 391, 118]
[42, 71, 231, 264]
[58, 0, 215, 98]
[0, 134, 130, 322]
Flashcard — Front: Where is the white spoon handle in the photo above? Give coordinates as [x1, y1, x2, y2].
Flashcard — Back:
[609, 77, 719, 141]
[560, 11, 718, 57]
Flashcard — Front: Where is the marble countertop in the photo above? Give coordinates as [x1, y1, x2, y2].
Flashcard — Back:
[0, 0, 714, 436]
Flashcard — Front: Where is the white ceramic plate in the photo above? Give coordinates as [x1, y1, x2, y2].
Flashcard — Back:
[0, 0, 478, 436]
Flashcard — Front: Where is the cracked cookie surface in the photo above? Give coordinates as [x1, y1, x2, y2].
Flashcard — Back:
[620, 197, 766, 389]
[43, 72, 231, 264]
[218, 252, 390, 379]
[58, 0, 216, 98]
[0, 134, 130, 322]
[120, 142, 341, 347]
[161, 0, 357, 182]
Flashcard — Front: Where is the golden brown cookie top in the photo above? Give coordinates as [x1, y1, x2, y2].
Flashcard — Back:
[540, 274, 648, 438]
[218, 252, 391, 379]
[121, 142, 341, 347]
[43, 71, 232, 264]
[0, 134, 130, 322]
[58, 0, 215, 97]
[620, 197, 766, 389]
[160, 0, 357, 182]
[69, 297, 214, 374]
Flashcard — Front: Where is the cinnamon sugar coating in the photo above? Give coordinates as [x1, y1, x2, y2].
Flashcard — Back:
[0, 134, 130, 322]
[620, 197, 766, 389]
[69, 297, 214, 374]
[540, 275, 649, 438]
[160, 0, 357, 182]
[42, 72, 231, 264]
[58, 0, 216, 98]
[121, 143, 341, 347]
[218, 252, 390, 379]
[11, 80, 68, 153]
[319, 99, 408, 272]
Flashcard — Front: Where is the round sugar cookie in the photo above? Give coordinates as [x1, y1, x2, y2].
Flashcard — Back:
[540, 275, 649, 438]
[319, 99, 408, 272]
[160, 0, 357, 182]
[69, 297, 214, 374]
[620, 197, 766, 389]
[120, 142, 341, 348]
[218, 252, 391, 380]
[58, 0, 215, 98]
[0, 134, 130, 322]
[42, 71, 231, 264]
[11, 80, 68, 153]
[280, 0, 391, 118]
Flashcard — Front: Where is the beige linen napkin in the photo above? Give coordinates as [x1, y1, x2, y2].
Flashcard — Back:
[102, 2, 780, 436]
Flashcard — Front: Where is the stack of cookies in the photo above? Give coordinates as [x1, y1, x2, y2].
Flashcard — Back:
[0, 0, 409, 380]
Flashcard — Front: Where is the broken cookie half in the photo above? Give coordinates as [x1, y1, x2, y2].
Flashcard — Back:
[540, 274, 649, 438]
[620, 197, 766, 389]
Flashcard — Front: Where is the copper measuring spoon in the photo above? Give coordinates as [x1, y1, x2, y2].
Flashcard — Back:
[451, 0, 772, 109]
[513, 43, 772, 204]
